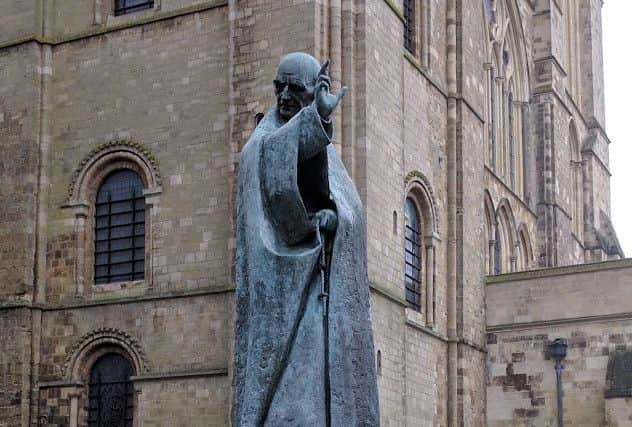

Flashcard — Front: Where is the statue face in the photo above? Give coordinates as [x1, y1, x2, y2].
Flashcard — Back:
[274, 72, 315, 121]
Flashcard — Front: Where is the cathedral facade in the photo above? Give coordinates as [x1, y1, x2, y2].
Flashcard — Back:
[0, 0, 627, 425]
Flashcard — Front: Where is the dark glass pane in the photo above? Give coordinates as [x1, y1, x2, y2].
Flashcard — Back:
[110, 225, 133, 239]
[96, 241, 109, 252]
[95, 253, 109, 266]
[96, 204, 110, 216]
[111, 238, 133, 251]
[95, 265, 109, 276]
[111, 200, 134, 214]
[134, 248, 145, 260]
[111, 262, 133, 275]
[111, 250, 133, 264]
[96, 216, 109, 228]
[133, 260, 144, 273]
[96, 229, 109, 241]
[111, 212, 134, 227]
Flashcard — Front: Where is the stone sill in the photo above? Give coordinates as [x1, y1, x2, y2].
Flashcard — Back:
[486, 258, 632, 285]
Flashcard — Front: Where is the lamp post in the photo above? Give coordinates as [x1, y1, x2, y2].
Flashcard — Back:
[549, 338, 568, 427]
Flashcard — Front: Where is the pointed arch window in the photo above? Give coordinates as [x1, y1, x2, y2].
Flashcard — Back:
[94, 170, 146, 285]
[88, 353, 135, 426]
[404, 197, 422, 311]
[569, 124, 583, 239]
[493, 227, 502, 275]
[508, 90, 515, 190]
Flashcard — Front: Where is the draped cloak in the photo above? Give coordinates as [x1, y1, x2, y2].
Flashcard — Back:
[233, 104, 379, 426]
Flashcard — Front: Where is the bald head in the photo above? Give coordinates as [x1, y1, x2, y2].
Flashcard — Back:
[276, 52, 321, 86]
[273, 52, 322, 121]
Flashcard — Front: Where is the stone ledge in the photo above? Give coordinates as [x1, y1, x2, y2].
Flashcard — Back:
[403, 51, 449, 99]
[382, 0, 405, 23]
[131, 368, 228, 382]
[486, 258, 632, 284]
[0, 286, 234, 312]
[405, 318, 447, 342]
[0, 0, 227, 50]
[488, 310, 632, 332]
[370, 282, 407, 307]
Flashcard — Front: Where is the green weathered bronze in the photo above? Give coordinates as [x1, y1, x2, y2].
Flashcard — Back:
[232, 52, 379, 426]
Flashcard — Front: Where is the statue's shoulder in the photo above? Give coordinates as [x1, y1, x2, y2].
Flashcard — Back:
[239, 108, 279, 164]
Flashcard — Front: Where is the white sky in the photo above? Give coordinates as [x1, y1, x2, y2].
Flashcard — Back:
[603, 2, 632, 256]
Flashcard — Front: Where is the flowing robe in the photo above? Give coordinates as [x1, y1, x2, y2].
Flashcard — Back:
[233, 104, 379, 426]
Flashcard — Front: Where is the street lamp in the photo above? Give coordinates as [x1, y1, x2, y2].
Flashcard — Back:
[548, 338, 568, 427]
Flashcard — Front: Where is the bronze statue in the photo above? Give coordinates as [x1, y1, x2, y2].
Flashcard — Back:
[233, 52, 379, 426]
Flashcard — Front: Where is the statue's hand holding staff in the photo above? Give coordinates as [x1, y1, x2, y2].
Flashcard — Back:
[314, 59, 347, 120]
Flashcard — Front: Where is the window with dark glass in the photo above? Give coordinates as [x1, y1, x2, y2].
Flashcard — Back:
[115, 0, 154, 16]
[405, 198, 422, 311]
[508, 91, 515, 190]
[404, 0, 416, 54]
[88, 353, 134, 427]
[95, 170, 145, 285]
[493, 227, 502, 275]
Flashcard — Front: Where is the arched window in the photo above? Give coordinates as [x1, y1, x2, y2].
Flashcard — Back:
[95, 170, 146, 285]
[88, 353, 134, 426]
[404, 197, 422, 311]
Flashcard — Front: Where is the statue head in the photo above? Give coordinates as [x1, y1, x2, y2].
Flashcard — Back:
[274, 52, 321, 121]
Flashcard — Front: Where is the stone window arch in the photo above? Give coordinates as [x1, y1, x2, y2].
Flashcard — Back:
[64, 328, 148, 427]
[404, 173, 439, 326]
[63, 141, 162, 297]
[484, 191, 496, 275]
[516, 224, 533, 271]
[87, 353, 135, 426]
[495, 199, 518, 273]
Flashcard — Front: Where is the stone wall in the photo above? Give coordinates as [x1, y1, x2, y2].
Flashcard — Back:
[486, 259, 632, 426]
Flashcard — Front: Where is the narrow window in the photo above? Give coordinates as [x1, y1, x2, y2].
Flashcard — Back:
[114, 0, 154, 16]
[404, 0, 416, 54]
[404, 198, 422, 311]
[493, 227, 502, 274]
[508, 91, 515, 190]
[88, 353, 134, 426]
[94, 170, 145, 285]
[489, 68, 496, 169]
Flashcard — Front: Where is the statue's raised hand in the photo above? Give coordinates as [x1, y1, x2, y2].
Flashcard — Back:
[314, 60, 347, 120]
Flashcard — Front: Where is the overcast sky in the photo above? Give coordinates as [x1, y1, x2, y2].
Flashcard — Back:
[603, 2, 632, 256]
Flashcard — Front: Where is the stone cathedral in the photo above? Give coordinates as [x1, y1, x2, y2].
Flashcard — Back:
[1, 0, 631, 426]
